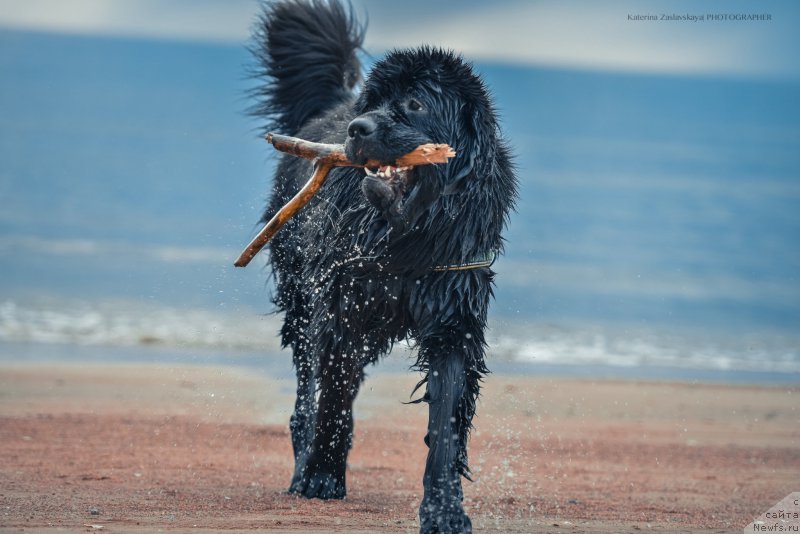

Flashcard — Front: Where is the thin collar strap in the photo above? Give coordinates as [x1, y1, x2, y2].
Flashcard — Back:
[432, 250, 497, 272]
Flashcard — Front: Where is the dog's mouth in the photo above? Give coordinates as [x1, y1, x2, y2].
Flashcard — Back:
[360, 164, 418, 222]
[364, 165, 413, 184]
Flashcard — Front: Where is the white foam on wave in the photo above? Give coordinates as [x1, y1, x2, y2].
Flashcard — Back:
[1, 298, 798, 374]
[0, 298, 282, 352]
[491, 323, 800, 374]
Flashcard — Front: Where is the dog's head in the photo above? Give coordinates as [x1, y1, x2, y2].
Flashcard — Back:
[345, 47, 501, 231]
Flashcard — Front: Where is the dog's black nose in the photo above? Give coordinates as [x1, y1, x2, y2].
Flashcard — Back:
[347, 116, 377, 139]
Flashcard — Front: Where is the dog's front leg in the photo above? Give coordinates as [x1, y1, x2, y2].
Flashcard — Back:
[289, 348, 362, 499]
[418, 347, 478, 534]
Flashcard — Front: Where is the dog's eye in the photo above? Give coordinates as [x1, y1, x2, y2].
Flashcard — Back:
[407, 99, 424, 112]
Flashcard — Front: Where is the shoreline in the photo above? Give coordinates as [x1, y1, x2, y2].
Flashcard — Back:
[1, 357, 798, 532]
[2, 340, 799, 386]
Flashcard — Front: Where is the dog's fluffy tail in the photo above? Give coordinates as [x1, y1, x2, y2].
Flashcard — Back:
[249, 0, 364, 136]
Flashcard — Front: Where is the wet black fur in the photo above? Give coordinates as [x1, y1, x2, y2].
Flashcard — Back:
[249, 1, 517, 532]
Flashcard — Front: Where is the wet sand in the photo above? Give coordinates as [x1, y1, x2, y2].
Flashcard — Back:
[0, 359, 798, 533]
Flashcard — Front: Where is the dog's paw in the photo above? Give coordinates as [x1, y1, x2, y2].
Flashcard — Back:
[419, 500, 472, 534]
[288, 469, 346, 500]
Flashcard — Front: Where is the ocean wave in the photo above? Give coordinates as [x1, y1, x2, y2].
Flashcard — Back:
[0, 298, 282, 351]
[1, 298, 797, 374]
[492, 324, 800, 374]
[0, 235, 234, 264]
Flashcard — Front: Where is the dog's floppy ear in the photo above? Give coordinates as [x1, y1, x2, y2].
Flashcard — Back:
[444, 98, 496, 195]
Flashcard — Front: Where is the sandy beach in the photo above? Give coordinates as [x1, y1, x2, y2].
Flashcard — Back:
[0, 357, 798, 533]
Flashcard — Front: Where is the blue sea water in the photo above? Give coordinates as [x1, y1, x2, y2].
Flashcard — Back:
[0, 29, 798, 379]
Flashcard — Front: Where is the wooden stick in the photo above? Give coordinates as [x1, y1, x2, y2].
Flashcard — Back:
[234, 161, 333, 267]
[233, 133, 455, 268]
[265, 133, 350, 166]
[266, 132, 456, 169]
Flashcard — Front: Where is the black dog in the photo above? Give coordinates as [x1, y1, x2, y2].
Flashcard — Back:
[249, 1, 516, 532]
